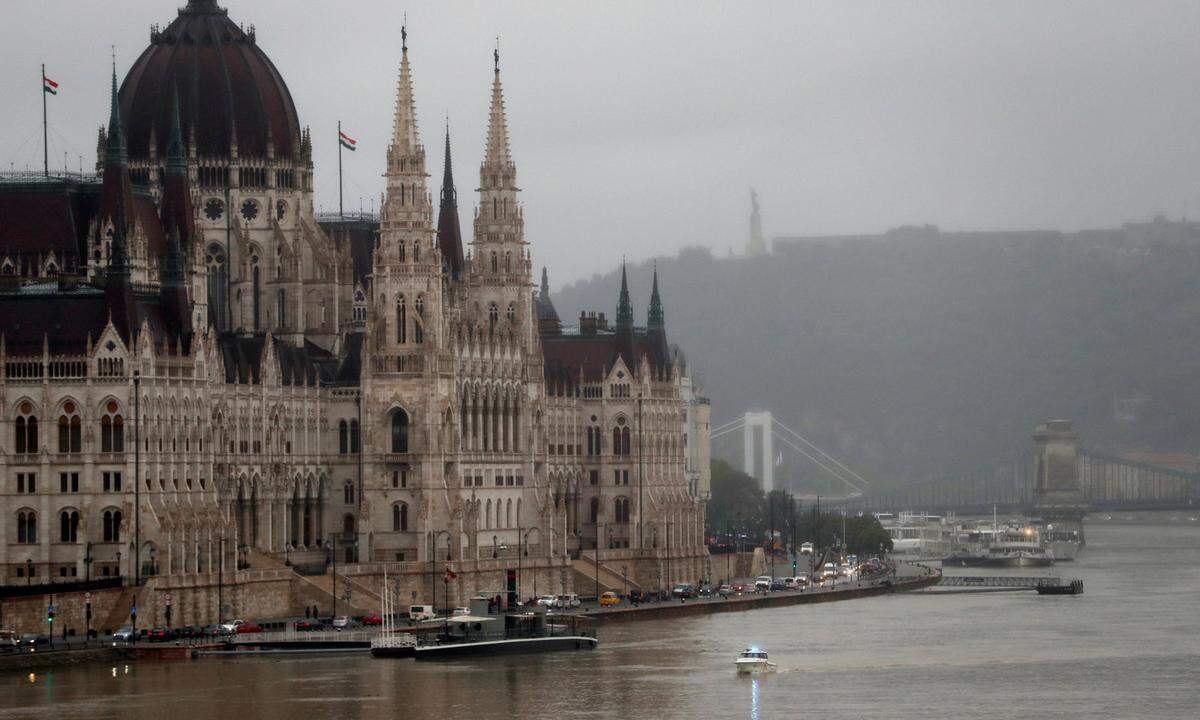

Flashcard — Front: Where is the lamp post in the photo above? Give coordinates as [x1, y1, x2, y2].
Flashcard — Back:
[637, 391, 644, 550]
[84, 542, 93, 584]
[325, 537, 337, 620]
[666, 522, 672, 591]
[134, 370, 141, 588]
[25, 558, 32, 587]
[148, 546, 157, 577]
[622, 564, 628, 598]
[520, 528, 533, 601]
[115, 550, 121, 583]
[284, 543, 293, 566]
[594, 521, 602, 603]
[216, 537, 223, 625]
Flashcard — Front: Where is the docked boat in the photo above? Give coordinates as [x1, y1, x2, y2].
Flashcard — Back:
[735, 647, 777, 675]
[1042, 527, 1083, 562]
[1036, 579, 1083, 595]
[978, 527, 1054, 567]
[409, 596, 597, 660]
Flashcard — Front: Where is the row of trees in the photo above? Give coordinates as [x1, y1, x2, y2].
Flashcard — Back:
[707, 459, 892, 556]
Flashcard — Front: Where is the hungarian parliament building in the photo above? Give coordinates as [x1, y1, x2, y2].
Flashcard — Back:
[0, 0, 709, 625]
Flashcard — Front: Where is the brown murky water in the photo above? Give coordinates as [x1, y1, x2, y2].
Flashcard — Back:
[3, 513, 1198, 719]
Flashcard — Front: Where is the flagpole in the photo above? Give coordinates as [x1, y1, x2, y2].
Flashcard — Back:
[42, 64, 48, 177]
[338, 120, 344, 218]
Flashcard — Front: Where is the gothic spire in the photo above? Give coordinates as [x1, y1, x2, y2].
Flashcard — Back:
[648, 263, 664, 328]
[437, 120, 464, 277]
[483, 41, 512, 170]
[165, 84, 187, 174]
[616, 261, 633, 330]
[390, 23, 420, 155]
[541, 266, 550, 298]
[106, 60, 127, 167]
[441, 120, 455, 206]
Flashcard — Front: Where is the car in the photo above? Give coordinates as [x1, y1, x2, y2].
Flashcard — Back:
[452, 607, 471, 617]
[554, 594, 581, 609]
[409, 605, 436, 622]
[782, 577, 798, 589]
[769, 579, 787, 592]
[21, 634, 51, 650]
[360, 614, 382, 626]
[717, 584, 734, 597]
[112, 627, 139, 642]
[331, 616, 351, 630]
[794, 574, 809, 587]
[599, 591, 621, 607]
[146, 627, 176, 642]
[176, 626, 198, 639]
[235, 622, 263, 634]
[730, 582, 746, 594]
[800, 542, 814, 555]
[698, 584, 714, 597]
[536, 595, 557, 608]
[671, 583, 696, 598]
[754, 575, 773, 592]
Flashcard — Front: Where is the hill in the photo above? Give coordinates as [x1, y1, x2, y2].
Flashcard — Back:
[552, 219, 1200, 489]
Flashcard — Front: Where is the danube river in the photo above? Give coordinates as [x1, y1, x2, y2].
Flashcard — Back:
[3, 512, 1197, 719]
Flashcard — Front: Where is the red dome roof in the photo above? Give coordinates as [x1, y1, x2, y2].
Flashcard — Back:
[118, 0, 301, 162]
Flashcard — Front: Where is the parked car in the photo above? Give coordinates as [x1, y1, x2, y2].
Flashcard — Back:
[408, 605, 436, 622]
[718, 584, 734, 597]
[452, 607, 471, 617]
[360, 614, 382, 626]
[235, 622, 264, 634]
[112, 627, 139, 642]
[770, 579, 787, 592]
[536, 595, 558, 608]
[0, 630, 20, 653]
[21, 634, 51, 650]
[794, 574, 809, 587]
[175, 626, 198, 639]
[554, 594, 581, 609]
[146, 627, 176, 642]
[599, 591, 621, 607]
[754, 575, 773, 592]
[698, 584, 714, 597]
[672, 583, 696, 598]
[730, 582, 746, 594]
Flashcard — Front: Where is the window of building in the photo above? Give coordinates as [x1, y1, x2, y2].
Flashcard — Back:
[100, 401, 124, 453]
[589, 470, 599, 486]
[15, 402, 37, 455]
[59, 509, 79, 543]
[339, 420, 349, 454]
[102, 472, 123, 492]
[350, 420, 360, 453]
[58, 402, 81, 453]
[413, 296, 425, 343]
[16, 473, 36, 494]
[59, 473, 79, 493]
[392, 503, 409, 532]
[16, 510, 37, 544]
[344, 481, 355, 505]
[589, 498, 599, 524]
[391, 409, 410, 453]
[102, 509, 122, 542]
[396, 295, 407, 343]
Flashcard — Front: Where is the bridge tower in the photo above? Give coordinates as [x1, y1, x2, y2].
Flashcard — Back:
[1032, 420, 1088, 545]
[742, 411, 775, 492]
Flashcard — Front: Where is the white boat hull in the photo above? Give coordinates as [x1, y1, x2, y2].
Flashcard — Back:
[735, 660, 777, 675]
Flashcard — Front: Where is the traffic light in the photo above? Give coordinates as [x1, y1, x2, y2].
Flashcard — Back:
[792, 559, 798, 573]
[47, 606, 55, 624]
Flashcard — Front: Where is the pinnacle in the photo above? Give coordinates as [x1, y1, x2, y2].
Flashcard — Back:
[483, 64, 512, 169]
[391, 44, 421, 156]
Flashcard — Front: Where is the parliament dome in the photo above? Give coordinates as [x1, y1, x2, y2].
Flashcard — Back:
[118, 0, 302, 162]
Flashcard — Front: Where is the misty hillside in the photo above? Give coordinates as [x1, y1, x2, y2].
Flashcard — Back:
[552, 220, 1200, 489]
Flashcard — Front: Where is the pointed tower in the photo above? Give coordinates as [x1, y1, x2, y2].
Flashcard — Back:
[747, 188, 766, 256]
[647, 264, 664, 329]
[616, 262, 634, 331]
[646, 263, 669, 376]
[159, 85, 195, 253]
[473, 45, 534, 346]
[95, 62, 138, 283]
[437, 123, 464, 278]
[374, 22, 439, 352]
[535, 266, 561, 336]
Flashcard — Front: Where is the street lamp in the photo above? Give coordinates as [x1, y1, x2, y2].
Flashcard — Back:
[285, 543, 293, 566]
[492, 535, 499, 558]
[134, 370, 141, 588]
[115, 550, 121, 583]
[324, 538, 337, 619]
[25, 558, 32, 587]
[148, 546, 158, 577]
[84, 542, 93, 584]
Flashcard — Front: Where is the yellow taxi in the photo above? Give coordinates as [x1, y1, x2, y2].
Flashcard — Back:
[598, 591, 620, 607]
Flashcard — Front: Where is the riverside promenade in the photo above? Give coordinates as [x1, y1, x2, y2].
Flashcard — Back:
[567, 563, 940, 624]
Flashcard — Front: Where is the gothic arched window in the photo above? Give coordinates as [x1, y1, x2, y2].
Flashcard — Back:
[58, 401, 81, 453]
[391, 409, 410, 454]
[15, 402, 37, 455]
[100, 401, 124, 453]
[393, 503, 409, 532]
[59, 509, 79, 543]
[413, 296, 425, 343]
[339, 420, 349, 455]
[251, 255, 261, 331]
[490, 252, 498, 273]
[396, 295, 407, 344]
[488, 303, 499, 337]
[506, 303, 515, 323]
[102, 509, 122, 543]
[17, 510, 37, 544]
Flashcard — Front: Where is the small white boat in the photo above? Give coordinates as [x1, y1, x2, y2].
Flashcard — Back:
[735, 647, 777, 674]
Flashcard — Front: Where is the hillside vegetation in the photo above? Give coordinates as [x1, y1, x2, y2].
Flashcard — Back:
[554, 221, 1200, 490]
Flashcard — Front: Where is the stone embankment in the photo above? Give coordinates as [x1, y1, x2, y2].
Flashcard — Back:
[572, 568, 939, 624]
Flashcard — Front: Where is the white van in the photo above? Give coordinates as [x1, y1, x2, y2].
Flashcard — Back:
[408, 604, 435, 622]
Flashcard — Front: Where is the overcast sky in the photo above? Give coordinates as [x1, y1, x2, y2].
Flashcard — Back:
[3, 1, 1200, 283]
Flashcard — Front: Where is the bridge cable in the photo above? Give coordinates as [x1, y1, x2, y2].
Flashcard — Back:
[773, 420, 873, 490]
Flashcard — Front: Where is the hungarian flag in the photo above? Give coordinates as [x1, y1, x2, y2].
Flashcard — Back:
[339, 129, 357, 151]
[443, 567, 457, 583]
[43, 75, 58, 95]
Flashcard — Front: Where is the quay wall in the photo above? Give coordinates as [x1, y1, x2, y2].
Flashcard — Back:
[576, 575, 940, 625]
[1, 587, 126, 636]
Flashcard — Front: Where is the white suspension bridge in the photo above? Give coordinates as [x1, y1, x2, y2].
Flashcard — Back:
[710, 411, 869, 500]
